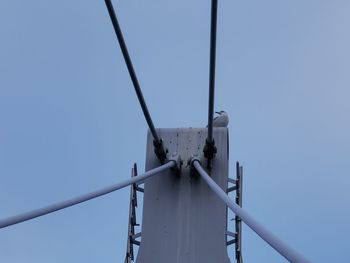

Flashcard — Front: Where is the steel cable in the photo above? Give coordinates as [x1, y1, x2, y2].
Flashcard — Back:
[192, 159, 311, 263]
[104, 0, 167, 163]
[0, 161, 175, 229]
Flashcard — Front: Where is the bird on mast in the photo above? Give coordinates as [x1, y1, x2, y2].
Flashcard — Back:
[212, 111, 229, 127]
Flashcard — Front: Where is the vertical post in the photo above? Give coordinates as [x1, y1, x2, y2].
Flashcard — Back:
[204, 0, 219, 168]
[207, 0, 218, 143]
[235, 162, 243, 263]
[125, 164, 138, 263]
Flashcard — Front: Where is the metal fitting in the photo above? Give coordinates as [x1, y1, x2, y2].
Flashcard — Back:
[189, 155, 201, 168]
[168, 152, 182, 176]
[189, 155, 202, 178]
[203, 138, 217, 168]
[153, 139, 168, 164]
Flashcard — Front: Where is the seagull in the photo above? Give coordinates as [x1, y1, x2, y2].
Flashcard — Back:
[212, 111, 229, 127]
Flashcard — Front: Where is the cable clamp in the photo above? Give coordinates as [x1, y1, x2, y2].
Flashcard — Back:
[168, 153, 182, 176]
[188, 155, 201, 178]
[189, 155, 201, 167]
[203, 138, 217, 168]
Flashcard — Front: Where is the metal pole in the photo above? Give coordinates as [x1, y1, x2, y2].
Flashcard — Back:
[207, 0, 218, 142]
[104, 0, 167, 163]
[204, 0, 218, 167]
[0, 161, 175, 229]
[192, 160, 311, 263]
[235, 162, 243, 263]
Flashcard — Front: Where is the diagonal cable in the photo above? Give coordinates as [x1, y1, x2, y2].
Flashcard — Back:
[192, 159, 311, 263]
[0, 161, 175, 229]
[104, 0, 167, 163]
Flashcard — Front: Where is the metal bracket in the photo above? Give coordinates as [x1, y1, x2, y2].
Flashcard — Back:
[189, 155, 201, 178]
[226, 230, 236, 246]
[168, 152, 182, 176]
[131, 232, 142, 246]
[227, 185, 237, 193]
[203, 138, 217, 169]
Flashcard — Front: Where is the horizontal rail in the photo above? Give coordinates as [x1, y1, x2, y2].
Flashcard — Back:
[192, 160, 310, 263]
[0, 161, 175, 229]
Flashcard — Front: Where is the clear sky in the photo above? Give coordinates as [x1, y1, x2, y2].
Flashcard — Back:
[0, 0, 349, 262]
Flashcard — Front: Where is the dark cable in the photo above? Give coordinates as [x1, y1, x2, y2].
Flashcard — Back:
[235, 162, 243, 263]
[104, 0, 167, 163]
[204, 0, 218, 168]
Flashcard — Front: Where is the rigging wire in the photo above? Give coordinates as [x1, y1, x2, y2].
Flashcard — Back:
[0, 161, 175, 230]
[204, 0, 218, 168]
[104, 0, 167, 163]
[192, 159, 311, 263]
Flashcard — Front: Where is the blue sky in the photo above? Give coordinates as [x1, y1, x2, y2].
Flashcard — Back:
[0, 0, 349, 262]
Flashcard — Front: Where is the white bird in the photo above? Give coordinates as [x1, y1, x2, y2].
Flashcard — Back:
[212, 111, 229, 127]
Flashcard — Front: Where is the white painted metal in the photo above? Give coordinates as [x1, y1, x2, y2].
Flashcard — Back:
[137, 128, 230, 263]
[193, 160, 311, 263]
